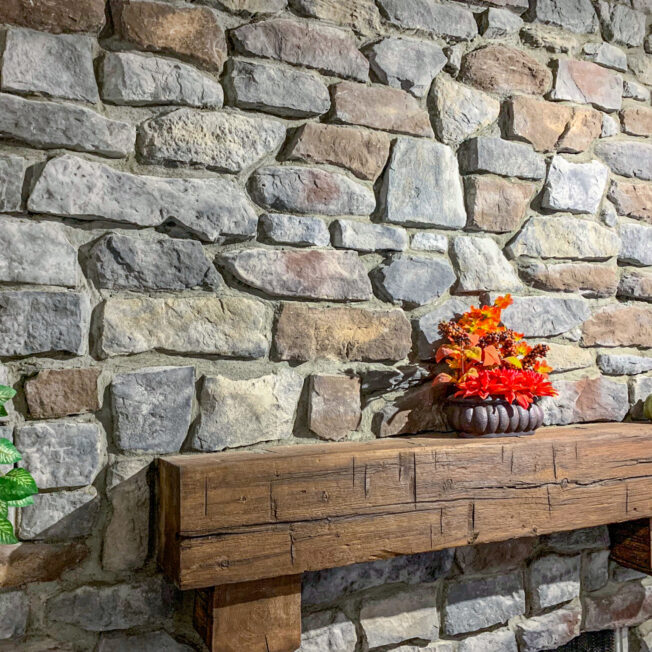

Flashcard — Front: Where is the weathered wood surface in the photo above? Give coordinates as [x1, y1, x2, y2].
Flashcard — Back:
[610, 519, 652, 574]
[158, 423, 652, 590]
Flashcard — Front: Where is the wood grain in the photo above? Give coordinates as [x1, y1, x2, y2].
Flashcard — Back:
[610, 519, 652, 573]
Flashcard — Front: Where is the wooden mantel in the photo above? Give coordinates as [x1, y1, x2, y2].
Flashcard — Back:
[158, 423, 652, 651]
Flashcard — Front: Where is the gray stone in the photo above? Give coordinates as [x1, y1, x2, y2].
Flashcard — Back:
[0, 155, 25, 213]
[416, 297, 476, 359]
[15, 422, 102, 490]
[411, 233, 447, 253]
[29, 155, 257, 242]
[453, 236, 523, 292]
[18, 486, 100, 540]
[366, 37, 446, 97]
[629, 50, 652, 85]
[225, 59, 330, 118]
[288, 0, 382, 34]
[111, 366, 194, 453]
[395, 644, 454, 652]
[47, 577, 174, 631]
[101, 51, 223, 108]
[375, 255, 455, 308]
[456, 538, 536, 574]
[0, 591, 28, 639]
[377, 0, 478, 41]
[299, 610, 357, 652]
[542, 156, 609, 214]
[631, 376, 652, 420]
[260, 213, 330, 247]
[360, 584, 439, 648]
[458, 629, 517, 652]
[583, 550, 610, 592]
[444, 572, 525, 635]
[543, 526, 610, 552]
[192, 370, 303, 451]
[430, 77, 500, 147]
[458, 137, 546, 180]
[528, 554, 581, 610]
[620, 223, 652, 266]
[2, 28, 98, 102]
[219, 248, 371, 301]
[480, 8, 524, 38]
[138, 108, 285, 173]
[98, 631, 192, 652]
[623, 79, 651, 102]
[507, 216, 621, 260]
[598, 354, 652, 376]
[601, 4, 646, 47]
[0, 93, 134, 158]
[88, 233, 220, 291]
[595, 141, 652, 181]
[499, 295, 591, 337]
[380, 137, 466, 228]
[601, 114, 620, 138]
[0, 217, 77, 287]
[583, 42, 627, 72]
[0, 291, 89, 357]
[601, 201, 618, 226]
[619, 268, 652, 301]
[331, 220, 407, 252]
[99, 296, 271, 359]
[515, 602, 582, 652]
[611, 560, 648, 583]
[530, 0, 599, 33]
[248, 166, 375, 216]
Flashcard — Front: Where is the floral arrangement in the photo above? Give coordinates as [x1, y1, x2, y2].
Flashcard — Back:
[433, 295, 557, 410]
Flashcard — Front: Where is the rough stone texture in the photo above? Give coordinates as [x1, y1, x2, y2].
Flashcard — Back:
[18, 486, 100, 540]
[543, 526, 610, 553]
[260, 213, 330, 247]
[453, 236, 523, 292]
[624, 79, 651, 102]
[0, 93, 135, 158]
[411, 232, 448, 252]
[332, 81, 434, 137]
[609, 180, 652, 223]
[225, 59, 330, 118]
[632, 376, 652, 420]
[88, 233, 221, 291]
[516, 602, 582, 652]
[629, 51, 652, 85]
[530, 0, 598, 33]
[430, 76, 500, 146]
[458, 137, 546, 180]
[622, 107, 652, 137]
[458, 629, 517, 652]
[620, 223, 652, 266]
[619, 268, 652, 301]
[274, 303, 411, 362]
[367, 37, 446, 97]
[101, 51, 223, 107]
[0, 291, 89, 357]
[380, 138, 466, 227]
[480, 8, 523, 37]
[460, 44, 552, 95]
[583, 42, 627, 72]
[98, 631, 192, 652]
[456, 537, 536, 574]
[192, 370, 303, 451]
[0, 591, 28, 639]
[2, 28, 98, 102]
[528, 554, 581, 610]
[598, 353, 652, 376]
[602, 113, 620, 138]
[29, 155, 257, 242]
[47, 577, 174, 631]
[300, 610, 357, 652]
[551, 60, 622, 111]
[219, 248, 372, 301]
[465, 176, 534, 232]
[518, 261, 618, 297]
[595, 141, 652, 181]
[289, 0, 382, 34]
[137, 108, 285, 173]
[544, 343, 594, 372]
[0, 0, 106, 33]
[111, 366, 194, 453]
[583, 581, 652, 630]
[583, 550, 610, 592]
[416, 296, 476, 359]
[231, 18, 368, 81]
[0, 217, 77, 287]
[0, 155, 25, 213]
[583, 303, 652, 347]
[286, 122, 391, 181]
[499, 295, 590, 337]
[360, 584, 439, 648]
[110, 0, 227, 71]
[25, 368, 100, 419]
[331, 220, 407, 252]
[445, 572, 525, 635]
[375, 255, 456, 307]
[507, 216, 620, 260]
[308, 375, 361, 441]
[601, 3, 646, 47]
[249, 166, 375, 216]
[100, 296, 270, 358]
[520, 24, 579, 52]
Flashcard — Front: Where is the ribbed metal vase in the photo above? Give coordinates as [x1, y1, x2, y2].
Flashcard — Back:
[446, 397, 544, 438]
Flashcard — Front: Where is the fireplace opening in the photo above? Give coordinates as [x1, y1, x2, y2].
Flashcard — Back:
[549, 628, 629, 652]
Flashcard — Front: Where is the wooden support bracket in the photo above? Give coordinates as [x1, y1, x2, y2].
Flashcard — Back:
[610, 518, 652, 574]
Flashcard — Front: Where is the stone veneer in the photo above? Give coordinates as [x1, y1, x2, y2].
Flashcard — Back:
[0, 0, 649, 649]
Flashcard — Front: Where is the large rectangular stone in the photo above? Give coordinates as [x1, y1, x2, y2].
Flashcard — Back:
[458, 137, 546, 180]
[25, 368, 100, 419]
[0, 0, 106, 33]
[551, 59, 623, 111]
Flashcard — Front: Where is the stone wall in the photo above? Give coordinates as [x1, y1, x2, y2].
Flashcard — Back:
[0, 0, 649, 649]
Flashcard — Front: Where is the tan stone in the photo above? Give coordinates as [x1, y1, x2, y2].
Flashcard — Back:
[621, 107, 652, 137]
[558, 107, 602, 152]
[465, 175, 535, 232]
[609, 180, 652, 223]
[25, 368, 100, 419]
[460, 44, 552, 96]
[572, 377, 630, 422]
[218, 0, 286, 13]
[544, 343, 594, 373]
[331, 81, 434, 137]
[519, 261, 618, 297]
[286, 123, 391, 181]
[289, 0, 382, 34]
[308, 375, 361, 441]
[583, 303, 652, 347]
[0, 0, 106, 33]
[110, 0, 227, 71]
[274, 303, 411, 362]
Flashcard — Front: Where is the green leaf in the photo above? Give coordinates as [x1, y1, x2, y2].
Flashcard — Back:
[0, 439, 21, 465]
[6, 496, 33, 508]
[0, 385, 16, 404]
[0, 406, 6, 418]
[0, 517, 18, 545]
[0, 468, 38, 502]
[0, 501, 8, 519]
[645, 394, 652, 421]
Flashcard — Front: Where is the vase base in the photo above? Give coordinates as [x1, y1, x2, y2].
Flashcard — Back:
[457, 429, 538, 439]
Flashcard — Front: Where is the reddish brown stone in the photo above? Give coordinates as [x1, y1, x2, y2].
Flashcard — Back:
[0, 543, 88, 588]
[308, 375, 361, 441]
[460, 45, 552, 96]
[519, 261, 618, 297]
[609, 180, 652, 223]
[274, 303, 411, 362]
[286, 123, 391, 181]
[0, 0, 106, 33]
[465, 175, 535, 232]
[558, 107, 602, 153]
[582, 303, 652, 347]
[110, 0, 227, 71]
[584, 581, 652, 630]
[25, 368, 100, 419]
[331, 81, 434, 137]
[552, 60, 622, 112]
[621, 107, 652, 137]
